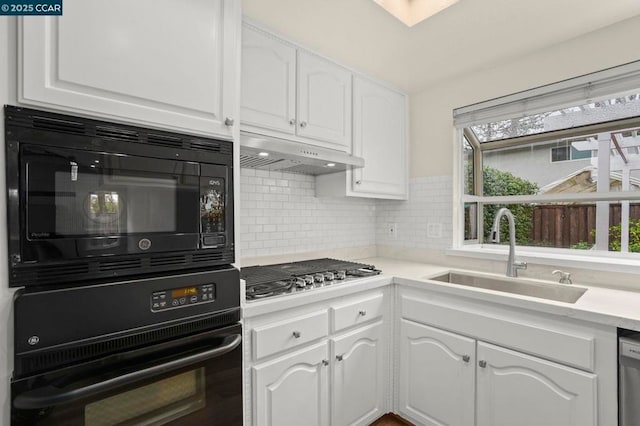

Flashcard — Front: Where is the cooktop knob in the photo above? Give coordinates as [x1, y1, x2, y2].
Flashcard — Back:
[314, 274, 325, 284]
[295, 278, 306, 288]
[303, 275, 314, 285]
[335, 270, 346, 280]
[324, 272, 335, 281]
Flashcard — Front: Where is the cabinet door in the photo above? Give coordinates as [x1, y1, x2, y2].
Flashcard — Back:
[398, 320, 475, 426]
[476, 342, 597, 426]
[252, 342, 329, 426]
[332, 321, 387, 426]
[19, 0, 239, 138]
[351, 76, 407, 198]
[297, 51, 351, 150]
[241, 24, 297, 135]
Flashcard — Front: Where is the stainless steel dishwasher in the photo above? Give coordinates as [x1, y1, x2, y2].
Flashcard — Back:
[619, 332, 640, 426]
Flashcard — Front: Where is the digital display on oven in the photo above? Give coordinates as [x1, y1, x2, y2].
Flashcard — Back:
[171, 287, 198, 298]
[151, 284, 215, 312]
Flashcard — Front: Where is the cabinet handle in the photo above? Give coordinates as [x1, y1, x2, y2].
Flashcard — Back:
[289, 118, 296, 125]
[292, 331, 301, 338]
[478, 360, 487, 368]
[358, 310, 367, 316]
[300, 121, 307, 128]
[336, 354, 344, 361]
[322, 359, 329, 366]
[462, 355, 470, 363]
[224, 117, 235, 126]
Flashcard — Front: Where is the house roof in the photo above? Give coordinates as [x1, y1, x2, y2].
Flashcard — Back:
[539, 165, 640, 194]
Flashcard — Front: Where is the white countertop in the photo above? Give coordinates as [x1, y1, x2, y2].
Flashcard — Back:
[243, 256, 640, 332]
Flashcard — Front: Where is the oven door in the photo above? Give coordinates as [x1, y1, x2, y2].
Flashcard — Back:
[18, 144, 201, 262]
[11, 324, 242, 426]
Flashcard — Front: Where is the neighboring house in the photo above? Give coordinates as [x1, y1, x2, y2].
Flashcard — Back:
[539, 165, 640, 194]
[483, 101, 640, 188]
[483, 141, 593, 188]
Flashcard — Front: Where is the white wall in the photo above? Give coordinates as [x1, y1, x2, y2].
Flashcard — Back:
[410, 14, 640, 178]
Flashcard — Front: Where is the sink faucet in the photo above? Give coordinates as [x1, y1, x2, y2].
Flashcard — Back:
[491, 207, 527, 277]
[552, 270, 572, 284]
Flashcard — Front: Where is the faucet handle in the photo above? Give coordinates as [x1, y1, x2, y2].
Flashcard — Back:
[514, 260, 527, 270]
[552, 270, 572, 284]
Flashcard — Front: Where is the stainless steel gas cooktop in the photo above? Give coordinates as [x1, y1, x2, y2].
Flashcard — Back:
[241, 258, 381, 301]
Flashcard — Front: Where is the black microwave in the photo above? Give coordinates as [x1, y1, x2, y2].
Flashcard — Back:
[5, 106, 234, 288]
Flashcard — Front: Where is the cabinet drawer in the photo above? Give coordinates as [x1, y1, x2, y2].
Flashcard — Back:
[252, 310, 329, 360]
[332, 293, 384, 333]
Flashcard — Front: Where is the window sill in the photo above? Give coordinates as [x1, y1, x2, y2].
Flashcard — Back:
[446, 244, 640, 275]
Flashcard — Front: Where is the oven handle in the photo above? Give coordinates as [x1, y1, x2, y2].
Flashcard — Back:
[13, 334, 241, 410]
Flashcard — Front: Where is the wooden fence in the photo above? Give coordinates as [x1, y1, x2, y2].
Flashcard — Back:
[530, 204, 640, 248]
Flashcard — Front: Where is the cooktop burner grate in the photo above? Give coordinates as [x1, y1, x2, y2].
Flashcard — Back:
[241, 258, 381, 301]
[239, 267, 293, 285]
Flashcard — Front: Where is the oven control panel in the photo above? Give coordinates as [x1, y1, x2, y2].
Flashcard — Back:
[151, 284, 215, 311]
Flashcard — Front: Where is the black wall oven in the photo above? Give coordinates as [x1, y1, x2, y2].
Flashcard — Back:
[5, 106, 235, 288]
[11, 268, 242, 426]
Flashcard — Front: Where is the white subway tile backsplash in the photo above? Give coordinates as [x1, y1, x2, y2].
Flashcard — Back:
[238, 169, 453, 259]
[239, 168, 377, 259]
[376, 175, 453, 250]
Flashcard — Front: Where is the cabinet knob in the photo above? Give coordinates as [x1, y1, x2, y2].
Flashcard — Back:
[289, 118, 296, 125]
[355, 180, 362, 185]
[478, 360, 487, 368]
[224, 117, 235, 126]
[462, 355, 470, 363]
[292, 331, 301, 338]
[322, 359, 329, 366]
[336, 354, 344, 361]
[300, 121, 307, 128]
[358, 310, 367, 316]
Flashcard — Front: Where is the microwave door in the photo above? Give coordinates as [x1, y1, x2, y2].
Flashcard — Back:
[21, 145, 200, 262]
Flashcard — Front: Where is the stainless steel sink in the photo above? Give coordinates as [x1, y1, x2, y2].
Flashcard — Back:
[427, 272, 587, 303]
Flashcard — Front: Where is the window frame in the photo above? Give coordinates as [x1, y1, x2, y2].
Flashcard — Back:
[451, 65, 640, 273]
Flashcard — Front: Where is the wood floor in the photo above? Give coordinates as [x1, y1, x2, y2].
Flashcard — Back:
[370, 413, 414, 425]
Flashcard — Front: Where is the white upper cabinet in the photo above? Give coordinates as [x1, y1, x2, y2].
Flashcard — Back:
[241, 25, 296, 135]
[350, 76, 407, 198]
[296, 51, 351, 149]
[19, 0, 240, 139]
[240, 22, 351, 151]
[316, 76, 408, 199]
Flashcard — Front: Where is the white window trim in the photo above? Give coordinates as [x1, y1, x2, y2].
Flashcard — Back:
[452, 61, 640, 271]
[446, 244, 640, 275]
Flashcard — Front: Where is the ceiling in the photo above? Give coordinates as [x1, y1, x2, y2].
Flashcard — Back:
[243, 0, 640, 93]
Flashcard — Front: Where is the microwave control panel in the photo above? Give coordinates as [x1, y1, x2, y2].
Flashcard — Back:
[151, 284, 215, 312]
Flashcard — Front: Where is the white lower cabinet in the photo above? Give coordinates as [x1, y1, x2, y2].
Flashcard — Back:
[399, 320, 475, 426]
[253, 342, 330, 426]
[247, 289, 390, 426]
[332, 322, 386, 426]
[399, 320, 597, 426]
[476, 342, 596, 426]
[248, 285, 616, 426]
[397, 287, 613, 426]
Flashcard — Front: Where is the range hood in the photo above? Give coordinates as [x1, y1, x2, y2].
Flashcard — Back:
[240, 132, 365, 176]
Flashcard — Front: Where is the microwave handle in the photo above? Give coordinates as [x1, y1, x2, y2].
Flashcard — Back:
[13, 334, 241, 410]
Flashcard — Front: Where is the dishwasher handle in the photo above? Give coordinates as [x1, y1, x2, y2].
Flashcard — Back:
[13, 334, 241, 410]
[621, 338, 640, 362]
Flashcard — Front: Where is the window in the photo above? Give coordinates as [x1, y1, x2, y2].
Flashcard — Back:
[550, 143, 593, 162]
[454, 61, 640, 262]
